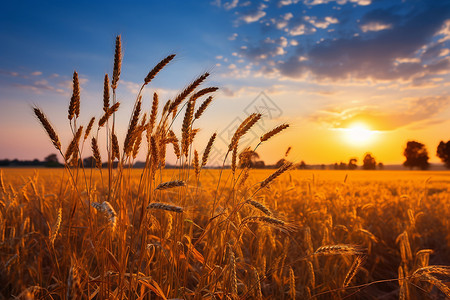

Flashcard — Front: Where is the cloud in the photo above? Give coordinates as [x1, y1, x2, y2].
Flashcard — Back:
[224, 0, 239, 10]
[360, 22, 392, 32]
[278, 2, 450, 82]
[228, 33, 238, 40]
[310, 96, 450, 131]
[304, 0, 371, 5]
[239, 36, 289, 61]
[307, 16, 339, 29]
[31, 71, 42, 76]
[239, 3, 267, 23]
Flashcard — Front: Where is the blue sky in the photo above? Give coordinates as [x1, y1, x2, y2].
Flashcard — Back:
[1, 0, 450, 165]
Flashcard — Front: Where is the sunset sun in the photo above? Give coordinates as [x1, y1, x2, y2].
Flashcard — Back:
[343, 122, 377, 146]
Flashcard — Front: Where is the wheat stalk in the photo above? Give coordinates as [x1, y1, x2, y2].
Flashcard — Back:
[181, 99, 194, 157]
[155, 180, 185, 190]
[343, 256, 364, 287]
[49, 207, 62, 245]
[111, 35, 121, 90]
[84, 117, 95, 141]
[148, 202, 183, 213]
[144, 54, 176, 85]
[65, 126, 83, 161]
[98, 102, 120, 127]
[91, 138, 102, 169]
[124, 97, 142, 156]
[246, 199, 271, 216]
[68, 71, 80, 120]
[201, 133, 216, 167]
[260, 124, 289, 142]
[169, 72, 209, 114]
[91, 201, 117, 230]
[260, 162, 293, 188]
[33, 107, 61, 151]
[103, 74, 110, 112]
[314, 245, 363, 256]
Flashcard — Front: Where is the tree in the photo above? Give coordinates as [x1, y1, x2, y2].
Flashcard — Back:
[437, 140, 450, 169]
[403, 141, 429, 170]
[362, 153, 376, 170]
[44, 153, 61, 167]
[348, 158, 358, 170]
[377, 162, 384, 170]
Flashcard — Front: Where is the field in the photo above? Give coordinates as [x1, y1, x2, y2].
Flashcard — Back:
[3, 35, 449, 299]
[1, 168, 449, 299]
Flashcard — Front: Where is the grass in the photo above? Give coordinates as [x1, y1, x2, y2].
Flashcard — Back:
[1, 36, 449, 299]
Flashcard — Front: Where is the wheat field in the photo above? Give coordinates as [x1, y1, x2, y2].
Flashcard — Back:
[1, 36, 449, 299]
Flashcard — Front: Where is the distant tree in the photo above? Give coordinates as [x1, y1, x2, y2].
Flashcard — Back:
[437, 140, 450, 169]
[83, 156, 96, 168]
[403, 141, 429, 170]
[44, 153, 61, 167]
[299, 161, 307, 169]
[254, 161, 265, 168]
[348, 158, 358, 170]
[362, 153, 376, 170]
[339, 162, 347, 170]
[333, 163, 339, 170]
[377, 162, 384, 170]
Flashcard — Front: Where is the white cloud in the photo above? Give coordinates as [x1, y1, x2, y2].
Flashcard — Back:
[31, 71, 42, 76]
[241, 10, 266, 23]
[239, 4, 267, 23]
[304, 0, 371, 5]
[361, 22, 392, 32]
[290, 24, 306, 36]
[223, 0, 239, 10]
[228, 33, 238, 40]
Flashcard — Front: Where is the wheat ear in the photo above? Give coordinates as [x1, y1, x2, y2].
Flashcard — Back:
[155, 180, 185, 190]
[68, 71, 80, 120]
[103, 74, 110, 112]
[111, 35, 121, 90]
[144, 54, 176, 85]
[84, 117, 95, 141]
[147, 202, 183, 213]
[260, 124, 289, 142]
[201, 133, 216, 167]
[34, 108, 61, 151]
[91, 138, 102, 169]
[260, 162, 293, 188]
[169, 72, 209, 113]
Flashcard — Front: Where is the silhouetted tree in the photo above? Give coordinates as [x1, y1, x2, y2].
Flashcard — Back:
[362, 153, 376, 170]
[403, 141, 429, 170]
[348, 158, 358, 170]
[437, 140, 450, 169]
[339, 162, 347, 170]
[377, 162, 384, 170]
[83, 156, 96, 168]
[44, 153, 61, 167]
[254, 161, 265, 168]
[299, 161, 307, 169]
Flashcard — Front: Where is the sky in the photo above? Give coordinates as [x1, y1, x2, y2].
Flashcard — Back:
[1, 0, 450, 166]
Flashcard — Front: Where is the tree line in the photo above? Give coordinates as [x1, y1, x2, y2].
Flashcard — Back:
[1, 139, 450, 170]
[330, 140, 450, 170]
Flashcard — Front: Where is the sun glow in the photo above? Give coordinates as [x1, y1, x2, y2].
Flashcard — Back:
[343, 122, 377, 146]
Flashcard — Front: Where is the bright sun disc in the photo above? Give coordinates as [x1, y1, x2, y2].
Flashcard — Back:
[344, 123, 376, 146]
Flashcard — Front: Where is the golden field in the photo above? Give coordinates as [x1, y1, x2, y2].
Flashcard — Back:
[4, 35, 449, 299]
[1, 168, 449, 299]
